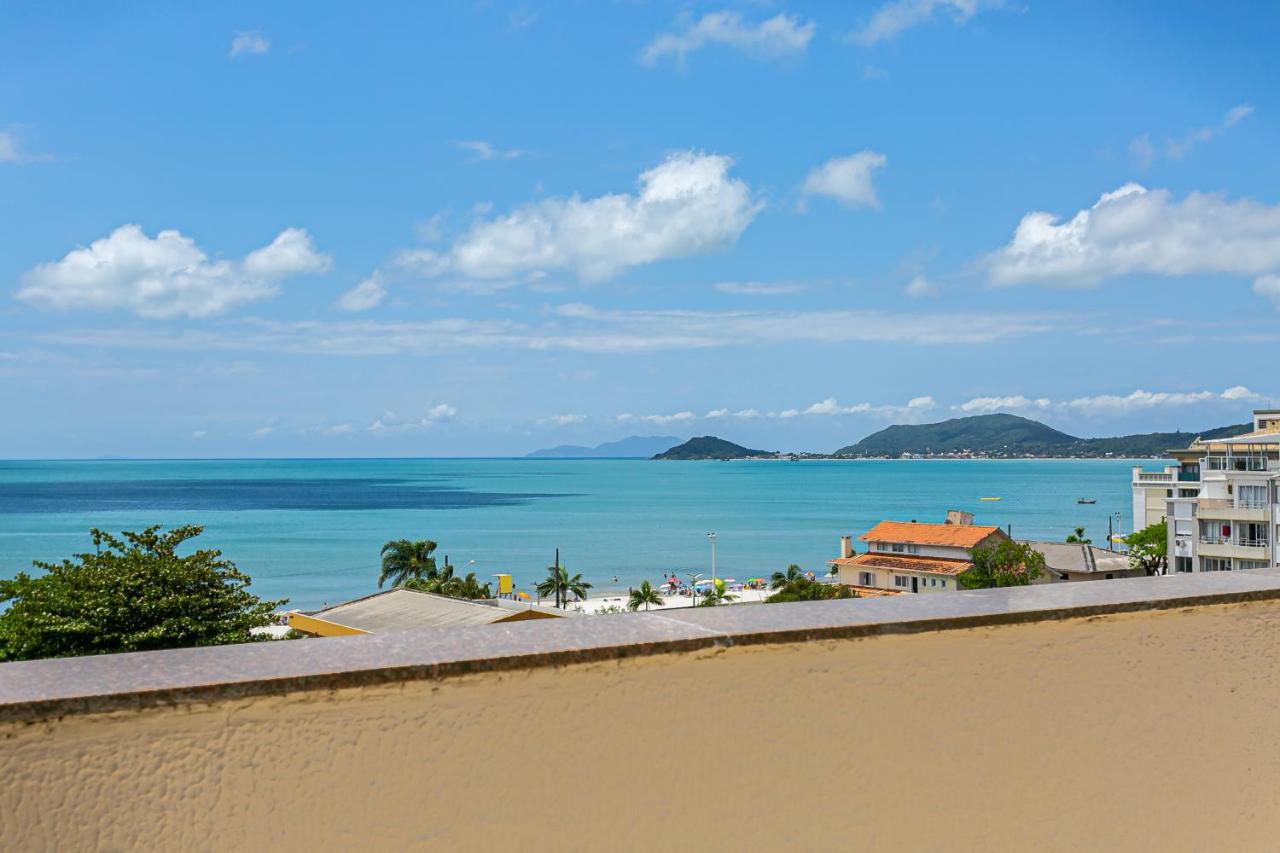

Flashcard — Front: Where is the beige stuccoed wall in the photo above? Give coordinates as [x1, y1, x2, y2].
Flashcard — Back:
[5, 602, 1280, 851]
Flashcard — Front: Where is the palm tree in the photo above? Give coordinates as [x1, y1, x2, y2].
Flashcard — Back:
[536, 564, 593, 608]
[697, 578, 739, 607]
[628, 581, 664, 612]
[378, 539, 438, 588]
[1065, 527, 1092, 544]
[770, 564, 804, 590]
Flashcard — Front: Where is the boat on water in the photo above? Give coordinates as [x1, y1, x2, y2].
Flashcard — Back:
[979, 496, 1002, 501]
[1077, 498, 1097, 504]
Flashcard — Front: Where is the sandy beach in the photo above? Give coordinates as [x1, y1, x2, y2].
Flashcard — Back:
[552, 587, 772, 614]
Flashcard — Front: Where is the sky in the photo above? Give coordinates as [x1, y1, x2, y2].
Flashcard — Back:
[2, 0, 1279, 458]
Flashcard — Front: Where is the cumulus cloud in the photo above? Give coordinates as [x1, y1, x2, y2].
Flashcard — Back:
[850, 0, 998, 46]
[800, 396, 935, 419]
[229, 31, 270, 57]
[457, 140, 525, 162]
[987, 183, 1280, 307]
[368, 404, 456, 433]
[17, 225, 330, 318]
[801, 151, 887, 209]
[955, 387, 1263, 417]
[418, 152, 759, 281]
[955, 395, 1052, 414]
[544, 413, 587, 426]
[617, 411, 697, 426]
[640, 11, 815, 67]
[336, 274, 387, 312]
[1255, 274, 1280, 308]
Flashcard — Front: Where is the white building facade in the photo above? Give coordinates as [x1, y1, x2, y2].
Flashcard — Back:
[1132, 409, 1280, 573]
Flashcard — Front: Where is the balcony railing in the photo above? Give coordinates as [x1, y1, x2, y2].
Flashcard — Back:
[1237, 538, 1270, 549]
[1200, 534, 1230, 545]
[1205, 456, 1270, 472]
[1136, 472, 1173, 483]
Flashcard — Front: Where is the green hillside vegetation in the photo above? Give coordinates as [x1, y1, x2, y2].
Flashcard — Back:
[653, 436, 777, 460]
[835, 414, 1252, 458]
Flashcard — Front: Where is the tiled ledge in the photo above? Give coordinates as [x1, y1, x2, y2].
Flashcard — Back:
[4, 570, 1280, 722]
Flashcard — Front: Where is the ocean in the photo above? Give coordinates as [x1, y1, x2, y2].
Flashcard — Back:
[0, 458, 1154, 609]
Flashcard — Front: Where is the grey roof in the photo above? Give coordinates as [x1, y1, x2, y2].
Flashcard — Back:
[312, 588, 567, 633]
[1022, 541, 1132, 575]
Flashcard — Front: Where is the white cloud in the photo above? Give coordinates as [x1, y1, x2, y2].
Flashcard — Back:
[905, 274, 938, 298]
[0, 129, 50, 165]
[229, 31, 270, 58]
[714, 280, 806, 295]
[425, 152, 759, 281]
[640, 11, 815, 67]
[17, 225, 330, 318]
[40, 304, 1061, 358]
[545, 413, 586, 426]
[617, 411, 696, 426]
[801, 151, 887, 209]
[798, 396, 936, 419]
[368, 404, 456, 434]
[1254, 274, 1280, 308]
[987, 183, 1280, 307]
[705, 408, 730, 419]
[955, 395, 1052, 414]
[251, 417, 280, 437]
[955, 387, 1262, 417]
[1128, 134, 1156, 170]
[850, 0, 998, 46]
[336, 274, 387, 312]
[1165, 103, 1254, 161]
[457, 140, 525, 162]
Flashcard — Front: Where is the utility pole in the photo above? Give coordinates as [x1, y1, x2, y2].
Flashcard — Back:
[707, 532, 717, 584]
[554, 547, 561, 608]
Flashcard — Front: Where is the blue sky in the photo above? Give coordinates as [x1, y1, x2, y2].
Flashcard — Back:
[2, 1, 1279, 457]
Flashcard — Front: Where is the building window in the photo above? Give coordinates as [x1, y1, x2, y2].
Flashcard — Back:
[1175, 556, 1193, 573]
[891, 543, 905, 553]
[893, 575, 909, 588]
[941, 580, 946, 588]
[858, 571, 874, 586]
[930, 578, 937, 587]
[1202, 557, 1232, 572]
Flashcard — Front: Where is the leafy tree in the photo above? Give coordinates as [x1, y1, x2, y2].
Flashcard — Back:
[1065, 527, 1092, 544]
[628, 581, 664, 612]
[0, 526, 283, 662]
[696, 578, 739, 607]
[378, 539, 438, 588]
[766, 577, 856, 604]
[406, 570, 492, 600]
[959, 540, 1046, 589]
[536, 564, 592, 608]
[1125, 521, 1168, 575]
[770, 564, 805, 590]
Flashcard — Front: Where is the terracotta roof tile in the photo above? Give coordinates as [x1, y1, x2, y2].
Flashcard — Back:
[857, 520, 1003, 549]
[831, 552, 974, 576]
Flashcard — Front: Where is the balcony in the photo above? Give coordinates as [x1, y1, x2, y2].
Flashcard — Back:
[1177, 471, 1200, 482]
[6, 573, 1280, 849]
[1134, 472, 1173, 484]
[1197, 498, 1269, 521]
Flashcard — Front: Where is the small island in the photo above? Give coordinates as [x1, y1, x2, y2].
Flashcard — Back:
[652, 436, 778, 461]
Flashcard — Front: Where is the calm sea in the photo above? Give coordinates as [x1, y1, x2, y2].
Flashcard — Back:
[0, 458, 1155, 609]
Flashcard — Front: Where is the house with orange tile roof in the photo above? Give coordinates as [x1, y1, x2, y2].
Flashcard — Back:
[829, 510, 1010, 594]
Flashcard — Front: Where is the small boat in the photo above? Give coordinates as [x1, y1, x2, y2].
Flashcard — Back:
[1077, 498, 1096, 504]
[979, 496, 1002, 501]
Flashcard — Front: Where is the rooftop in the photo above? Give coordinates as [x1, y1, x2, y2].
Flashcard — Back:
[858, 520, 1003, 548]
[832, 552, 975, 576]
[1025, 541, 1132, 575]
[300, 588, 567, 634]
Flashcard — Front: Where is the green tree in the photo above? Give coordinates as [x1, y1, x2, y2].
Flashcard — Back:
[536, 564, 592, 608]
[628, 581, 665, 612]
[1124, 521, 1168, 575]
[0, 526, 283, 662]
[1065, 527, 1092, 544]
[959, 540, 1046, 589]
[766, 577, 856, 604]
[697, 578, 740, 607]
[378, 539, 439, 588]
[770, 564, 805, 590]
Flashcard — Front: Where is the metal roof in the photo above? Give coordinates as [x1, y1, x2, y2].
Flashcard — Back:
[312, 588, 567, 633]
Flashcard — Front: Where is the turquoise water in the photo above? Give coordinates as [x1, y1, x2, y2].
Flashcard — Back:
[0, 458, 1151, 609]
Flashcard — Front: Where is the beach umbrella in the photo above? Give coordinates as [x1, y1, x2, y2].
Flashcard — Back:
[721, 577, 736, 583]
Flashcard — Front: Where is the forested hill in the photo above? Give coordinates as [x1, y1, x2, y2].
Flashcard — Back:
[653, 436, 777, 460]
[834, 414, 1252, 458]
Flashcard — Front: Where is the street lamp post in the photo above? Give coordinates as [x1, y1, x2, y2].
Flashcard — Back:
[687, 571, 703, 607]
[707, 532, 717, 584]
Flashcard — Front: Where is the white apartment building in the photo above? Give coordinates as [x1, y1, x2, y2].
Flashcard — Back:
[1132, 409, 1280, 573]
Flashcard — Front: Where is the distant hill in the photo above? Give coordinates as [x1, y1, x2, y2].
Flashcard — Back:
[525, 435, 680, 459]
[834, 414, 1253, 458]
[653, 436, 777, 460]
